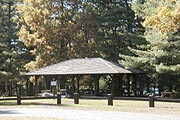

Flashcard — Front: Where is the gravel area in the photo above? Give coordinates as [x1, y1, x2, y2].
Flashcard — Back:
[0, 108, 180, 120]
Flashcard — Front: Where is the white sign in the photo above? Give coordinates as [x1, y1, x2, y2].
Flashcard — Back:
[51, 81, 57, 86]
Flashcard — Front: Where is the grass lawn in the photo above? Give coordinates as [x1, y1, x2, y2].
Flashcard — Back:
[0, 98, 180, 119]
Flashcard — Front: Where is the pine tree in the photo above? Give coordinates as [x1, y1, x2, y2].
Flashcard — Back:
[88, 0, 143, 62]
[0, 0, 24, 95]
[120, 0, 180, 93]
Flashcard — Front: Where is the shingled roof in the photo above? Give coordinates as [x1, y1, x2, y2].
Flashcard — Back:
[24, 58, 139, 76]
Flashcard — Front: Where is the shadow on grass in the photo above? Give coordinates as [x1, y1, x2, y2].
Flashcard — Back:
[21, 102, 68, 106]
[0, 101, 72, 107]
[0, 101, 17, 106]
[0, 110, 19, 114]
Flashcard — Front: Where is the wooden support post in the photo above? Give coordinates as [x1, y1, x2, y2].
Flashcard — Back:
[17, 85, 21, 105]
[77, 78, 80, 93]
[112, 74, 123, 96]
[107, 94, 113, 106]
[72, 76, 76, 97]
[111, 77, 115, 95]
[26, 79, 29, 96]
[57, 93, 61, 105]
[95, 78, 100, 96]
[118, 74, 124, 96]
[34, 78, 38, 97]
[74, 93, 79, 104]
[127, 74, 131, 97]
[149, 95, 155, 107]
[17, 94, 21, 105]
[133, 75, 137, 96]
[29, 81, 34, 96]
[146, 75, 150, 94]
[92, 75, 101, 96]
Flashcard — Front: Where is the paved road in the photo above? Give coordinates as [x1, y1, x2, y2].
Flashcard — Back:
[0, 108, 180, 120]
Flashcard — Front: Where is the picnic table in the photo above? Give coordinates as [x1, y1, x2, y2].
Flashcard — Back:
[161, 91, 172, 98]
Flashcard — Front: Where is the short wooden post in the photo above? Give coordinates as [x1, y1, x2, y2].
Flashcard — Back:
[17, 94, 21, 105]
[17, 84, 21, 105]
[149, 95, 155, 107]
[74, 93, 79, 104]
[57, 93, 61, 105]
[107, 94, 113, 106]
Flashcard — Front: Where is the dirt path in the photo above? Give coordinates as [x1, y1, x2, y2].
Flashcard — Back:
[0, 108, 180, 120]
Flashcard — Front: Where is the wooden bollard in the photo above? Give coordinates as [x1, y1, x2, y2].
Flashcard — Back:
[74, 93, 79, 104]
[107, 94, 113, 106]
[149, 95, 155, 107]
[57, 93, 61, 105]
[17, 94, 21, 105]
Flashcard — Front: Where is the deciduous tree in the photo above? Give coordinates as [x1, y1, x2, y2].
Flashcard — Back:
[18, 0, 100, 72]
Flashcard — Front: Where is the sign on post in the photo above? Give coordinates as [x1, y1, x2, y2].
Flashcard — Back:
[51, 81, 57, 86]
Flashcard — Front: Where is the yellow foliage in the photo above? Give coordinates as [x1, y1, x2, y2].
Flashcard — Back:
[29, 49, 37, 55]
[29, 76, 36, 83]
[45, 45, 53, 51]
[19, 0, 96, 72]
[18, 0, 58, 71]
[24, 61, 37, 71]
[144, 0, 180, 34]
[29, 76, 44, 83]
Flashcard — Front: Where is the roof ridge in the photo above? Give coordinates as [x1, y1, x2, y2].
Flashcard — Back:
[98, 58, 118, 73]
